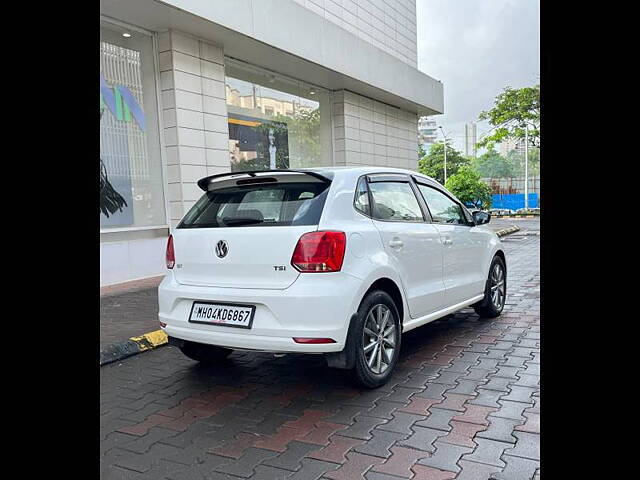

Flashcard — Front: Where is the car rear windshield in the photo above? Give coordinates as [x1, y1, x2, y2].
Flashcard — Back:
[178, 181, 330, 228]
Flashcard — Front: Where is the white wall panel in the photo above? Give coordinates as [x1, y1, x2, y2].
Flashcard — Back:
[100, 237, 167, 286]
[332, 90, 418, 170]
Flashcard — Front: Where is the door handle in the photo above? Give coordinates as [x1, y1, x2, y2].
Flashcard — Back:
[442, 237, 452, 246]
[389, 239, 404, 249]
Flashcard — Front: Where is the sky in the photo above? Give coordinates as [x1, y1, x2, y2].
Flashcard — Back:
[416, 0, 540, 153]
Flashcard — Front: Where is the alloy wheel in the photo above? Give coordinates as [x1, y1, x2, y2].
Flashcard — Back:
[362, 304, 396, 374]
[490, 263, 505, 310]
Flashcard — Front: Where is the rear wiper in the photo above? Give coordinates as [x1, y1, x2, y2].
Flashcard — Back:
[222, 217, 264, 226]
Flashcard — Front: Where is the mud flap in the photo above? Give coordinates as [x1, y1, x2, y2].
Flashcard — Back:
[325, 313, 359, 369]
[474, 278, 491, 307]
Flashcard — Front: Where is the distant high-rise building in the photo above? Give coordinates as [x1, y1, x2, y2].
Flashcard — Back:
[499, 137, 526, 156]
[418, 116, 438, 153]
[465, 122, 477, 157]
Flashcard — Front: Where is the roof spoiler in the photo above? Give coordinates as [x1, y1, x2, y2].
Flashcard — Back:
[197, 169, 333, 191]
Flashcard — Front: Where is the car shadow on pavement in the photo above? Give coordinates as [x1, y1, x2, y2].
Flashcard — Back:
[174, 307, 488, 394]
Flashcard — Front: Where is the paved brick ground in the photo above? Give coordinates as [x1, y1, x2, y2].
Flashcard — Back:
[101, 236, 539, 479]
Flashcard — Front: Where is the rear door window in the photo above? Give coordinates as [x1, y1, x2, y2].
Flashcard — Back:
[179, 182, 329, 228]
[369, 181, 424, 222]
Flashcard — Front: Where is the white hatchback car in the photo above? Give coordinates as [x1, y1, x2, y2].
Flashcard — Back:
[159, 167, 506, 387]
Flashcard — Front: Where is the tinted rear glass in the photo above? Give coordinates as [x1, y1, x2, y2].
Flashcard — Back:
[178, 182, 330, 228]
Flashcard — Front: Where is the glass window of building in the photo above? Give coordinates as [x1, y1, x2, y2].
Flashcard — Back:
[224, 59, 332, 172]
[100, 20, 166, 229]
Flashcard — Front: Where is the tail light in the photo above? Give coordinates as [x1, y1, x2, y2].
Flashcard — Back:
[293, 337, 336, 344]
[166, 235, 175, 269]
[291, 231, 346, 272]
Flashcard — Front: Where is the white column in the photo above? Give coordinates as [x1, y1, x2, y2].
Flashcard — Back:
[157, 31, 230, 228]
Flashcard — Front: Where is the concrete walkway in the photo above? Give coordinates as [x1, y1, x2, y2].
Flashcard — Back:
[100, 276, 164, 350]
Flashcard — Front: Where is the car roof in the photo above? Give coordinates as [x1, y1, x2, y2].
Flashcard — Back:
[300, 166, 440, 184]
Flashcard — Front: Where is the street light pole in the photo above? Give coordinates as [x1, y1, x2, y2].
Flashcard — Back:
[439, 126, 447, 184]
[524, 124, 529, 210]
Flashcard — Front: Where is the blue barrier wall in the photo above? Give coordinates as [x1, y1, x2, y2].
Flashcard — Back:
[491, 193, 538, 210]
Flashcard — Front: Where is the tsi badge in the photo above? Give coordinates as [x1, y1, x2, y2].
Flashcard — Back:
[273, 265, 286, 271]
[215, 240, 229, 258]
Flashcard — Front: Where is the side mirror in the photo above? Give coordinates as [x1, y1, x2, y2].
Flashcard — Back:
[473, 210, 491, 225]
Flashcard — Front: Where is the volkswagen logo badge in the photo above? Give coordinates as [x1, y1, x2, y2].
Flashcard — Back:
[215, 240, 229, 258]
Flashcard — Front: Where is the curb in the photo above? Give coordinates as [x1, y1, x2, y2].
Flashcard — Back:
[100, 329, 168, 366]
[495, 225, 521, 237]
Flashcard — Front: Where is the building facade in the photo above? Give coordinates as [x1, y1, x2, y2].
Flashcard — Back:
[464, 122, 477, 158]
[499, 137, 526, 156]
[99, 0, 444, 286]
[418, 116, 438, 153]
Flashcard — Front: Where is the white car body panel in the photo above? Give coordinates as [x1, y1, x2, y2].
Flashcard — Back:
[435, 223, 492, 305]
[158, 166, 505, 354]
[372, 220, 445, 318]
[159, 269, 361, 352]
[173, 225, 312, 289]
[402, 293, 485, 333]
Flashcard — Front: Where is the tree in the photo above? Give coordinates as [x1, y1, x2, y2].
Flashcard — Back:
[418, 141, 470, 184]
[477, 84, 540, 149]
[472, 147, 516, 179]
[418, 143, 427, 160]
[445, 165, 492, 209]
[505, 147, 540, 177]
[527, 147, 540, 175]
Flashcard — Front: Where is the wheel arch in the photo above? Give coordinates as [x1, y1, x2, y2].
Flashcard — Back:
[361, 277, 405, 327]
[326, 275, 406, 370]
[474, 248, 508, 316]
[494, 249, 506, 275]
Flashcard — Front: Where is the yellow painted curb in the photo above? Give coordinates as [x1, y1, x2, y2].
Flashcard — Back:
[130, 330, 168, 351]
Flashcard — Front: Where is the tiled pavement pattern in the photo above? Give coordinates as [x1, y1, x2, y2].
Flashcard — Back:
[101, 236, 540, 479]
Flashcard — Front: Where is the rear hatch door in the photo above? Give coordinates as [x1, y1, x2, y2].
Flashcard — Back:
[173, 225, 315, 289]
[172, 171, 331, 290]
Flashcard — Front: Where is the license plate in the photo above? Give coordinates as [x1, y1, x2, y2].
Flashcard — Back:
[188, 302, 255, 329]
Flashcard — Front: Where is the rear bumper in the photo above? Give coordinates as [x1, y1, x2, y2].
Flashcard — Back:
[158, 271, 364, 353]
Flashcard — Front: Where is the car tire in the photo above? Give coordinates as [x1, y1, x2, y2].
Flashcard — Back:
[474, 255, 507, 318]
[179, 341, 233, 363]
[350, 290, 402, 389]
